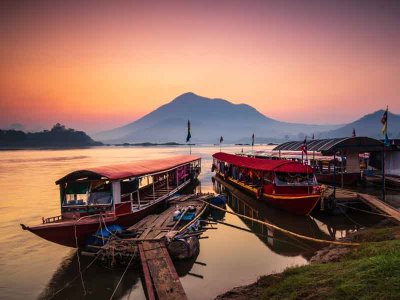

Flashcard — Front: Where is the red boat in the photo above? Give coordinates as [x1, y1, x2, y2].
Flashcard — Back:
[212, 152, 320, 215]
[21, 155, 201, 247]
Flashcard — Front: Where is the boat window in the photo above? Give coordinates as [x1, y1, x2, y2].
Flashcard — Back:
[64, 181, 89, 205]
[121, 178, 139, 195]
[274, 172, 316, 186]
[263, 172, 273, 184]
[63, 181, 112, 206]
[88, 181, 112, 205]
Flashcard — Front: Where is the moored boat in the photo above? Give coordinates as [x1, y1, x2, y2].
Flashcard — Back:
[212, 152, 320, 215]
[21, 155, 201, 247]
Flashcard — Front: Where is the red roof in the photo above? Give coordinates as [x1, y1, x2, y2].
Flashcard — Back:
[213, 152, 314, 173]
[56, 155, 201, 183]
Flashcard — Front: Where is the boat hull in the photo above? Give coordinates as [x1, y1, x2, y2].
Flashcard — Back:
[21, 199, 166, 247]
[218, 174, 320, 215]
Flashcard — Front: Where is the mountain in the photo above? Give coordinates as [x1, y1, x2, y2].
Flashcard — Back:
[93, 92, 340, 143]
[321, 110, 400, 139]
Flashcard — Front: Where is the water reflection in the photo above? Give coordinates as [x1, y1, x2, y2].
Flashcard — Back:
[212, 175, 384, 261]
[38, 252, 145, 299]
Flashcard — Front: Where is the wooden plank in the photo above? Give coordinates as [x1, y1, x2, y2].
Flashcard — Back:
[358, 193, 400, 222]
[141, 241, 187, 300]
[138, 243, 156, 300]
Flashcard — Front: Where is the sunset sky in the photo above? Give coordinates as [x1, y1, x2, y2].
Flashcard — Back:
[1, 0, 399, 132]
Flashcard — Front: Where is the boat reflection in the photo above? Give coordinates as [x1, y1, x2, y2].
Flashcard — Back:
[213, 176, 333, 260]
[38, 251, 144, 299]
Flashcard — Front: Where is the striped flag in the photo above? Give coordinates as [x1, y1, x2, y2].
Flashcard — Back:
[381, 107, 388, 135]
[186, 120, 191, 143]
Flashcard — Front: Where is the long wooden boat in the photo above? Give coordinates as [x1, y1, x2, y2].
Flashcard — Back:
[212, 152, 320, 215]
[21, 155, 201, 247]
[239, 150, 363, 186]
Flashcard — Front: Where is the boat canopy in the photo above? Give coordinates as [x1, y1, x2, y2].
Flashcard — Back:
[213, 152, 314, 173]
[56, 155, 200, 184]
[273, 137, 383, 155]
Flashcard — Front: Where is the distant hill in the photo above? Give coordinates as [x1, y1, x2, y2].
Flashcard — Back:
[0, 123, 103, 148]
[321, 110, 400, 139]
[93, 92, 340, 143]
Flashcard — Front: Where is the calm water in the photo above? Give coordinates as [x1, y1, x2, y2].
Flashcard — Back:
[0, 145, 385, 299]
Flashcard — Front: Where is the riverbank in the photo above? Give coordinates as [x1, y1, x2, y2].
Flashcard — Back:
[216, 225, 400, 299]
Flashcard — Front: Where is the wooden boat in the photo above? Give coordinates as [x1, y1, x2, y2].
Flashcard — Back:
[212, 152, 320, 215]
[21, 155, 201, 247]
[239, 150, 363, 186]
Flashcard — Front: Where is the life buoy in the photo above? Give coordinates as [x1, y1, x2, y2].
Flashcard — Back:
[256, 187, 263, 200]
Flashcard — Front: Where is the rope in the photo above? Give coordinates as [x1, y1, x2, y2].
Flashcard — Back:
[202, 200, 360, 247]
[48, 252, 101, 299]
[74, 223, 87, 295]
[215, 220, 316, 252]
[109, 254, 135, 300]
[336, 205, 365, 228]
[336, 203, 393, 218]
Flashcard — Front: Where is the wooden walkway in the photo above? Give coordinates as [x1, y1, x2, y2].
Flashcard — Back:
[358, 193, 400, 222]
[139, 241, 187, 300]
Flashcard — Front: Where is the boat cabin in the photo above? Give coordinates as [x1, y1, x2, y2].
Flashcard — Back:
[55, 155, 201, 220]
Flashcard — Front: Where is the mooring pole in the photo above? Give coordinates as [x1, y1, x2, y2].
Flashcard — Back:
[333, 150, 336, 198]
[382, 145, 386, 201]
[340, 151, 344, 188]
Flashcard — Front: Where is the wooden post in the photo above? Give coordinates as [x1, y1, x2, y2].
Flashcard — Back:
[333, 151, 336, 198]
[152, 177, 155, 202]
[137, 184, 141, 209]
[340, 151, 344, 188]
[167, 172, 169, 191]
[382, 145, 386, 201]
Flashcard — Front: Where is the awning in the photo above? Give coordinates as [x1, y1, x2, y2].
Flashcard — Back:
[56, 155, 201, 184]
[213, 152, 314, 173]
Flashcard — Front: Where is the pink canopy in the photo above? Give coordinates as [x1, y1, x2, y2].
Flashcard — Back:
[56, 155, 201, 183]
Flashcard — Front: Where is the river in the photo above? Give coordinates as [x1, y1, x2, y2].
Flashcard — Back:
[0, 145, 383, 299]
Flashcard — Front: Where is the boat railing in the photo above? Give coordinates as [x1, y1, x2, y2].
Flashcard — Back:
[42, 215, 62, 224]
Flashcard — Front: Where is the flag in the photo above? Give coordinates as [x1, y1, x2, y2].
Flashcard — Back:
[186, 120, 191, 143]
[251, 133, 255, 146]
[352, 128, 356, 137]
[220, 136, 223, 143]
[381, 107, 388, 135]
[312, 133, 315, 140]
[300, 136, 307, 155]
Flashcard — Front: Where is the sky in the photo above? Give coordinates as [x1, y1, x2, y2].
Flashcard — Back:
[0, 0, 399, 132]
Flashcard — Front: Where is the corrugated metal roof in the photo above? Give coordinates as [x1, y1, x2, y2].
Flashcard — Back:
[273, 137, 383, 154]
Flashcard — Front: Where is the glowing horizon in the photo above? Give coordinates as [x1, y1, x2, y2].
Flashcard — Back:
[1, 0, 399, 132]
